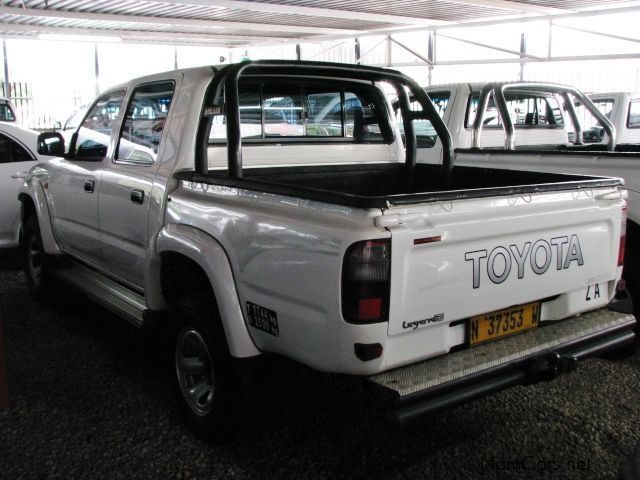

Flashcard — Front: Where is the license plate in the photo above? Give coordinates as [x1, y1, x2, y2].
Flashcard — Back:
[469, 302, 540, 346]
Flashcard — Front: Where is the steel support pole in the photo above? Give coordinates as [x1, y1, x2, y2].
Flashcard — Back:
[548, 20, 553, 60]
[428, 31, 435, 86]
[520, 30, 526, 81]
[385, 35, 391, 67]
[94, 43, 100, 96]
[2, 40, 10, 99]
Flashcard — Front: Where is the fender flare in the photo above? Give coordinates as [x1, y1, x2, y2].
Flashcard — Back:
[18, 179, 62, 255]
[156, 224, 260, 358]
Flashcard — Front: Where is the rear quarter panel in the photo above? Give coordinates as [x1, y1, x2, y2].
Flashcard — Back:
[165, 181, 389, 372]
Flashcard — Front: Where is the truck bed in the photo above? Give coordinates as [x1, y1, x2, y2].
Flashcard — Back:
[175, 163, 621, 209]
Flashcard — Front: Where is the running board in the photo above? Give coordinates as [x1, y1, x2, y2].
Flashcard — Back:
[53, 261, 147, 328]
[369, 308, 636, 423]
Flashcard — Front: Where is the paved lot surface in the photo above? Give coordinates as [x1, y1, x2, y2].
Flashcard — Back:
[0, 250, 638, 480]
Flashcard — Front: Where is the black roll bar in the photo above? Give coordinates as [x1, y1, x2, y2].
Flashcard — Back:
[196, 60, 454, 183]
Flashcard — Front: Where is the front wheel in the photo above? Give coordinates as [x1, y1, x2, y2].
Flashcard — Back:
[171, 292, 241, 441]
[23, 215, 52, 301]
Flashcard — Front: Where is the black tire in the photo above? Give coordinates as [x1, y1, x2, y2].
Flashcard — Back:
[23, 215, 52, 301]
[171, 292, 241, 442]
[623, 221, 640, 318]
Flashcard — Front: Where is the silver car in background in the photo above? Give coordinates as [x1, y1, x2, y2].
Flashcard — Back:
[0, 122, 51, 247]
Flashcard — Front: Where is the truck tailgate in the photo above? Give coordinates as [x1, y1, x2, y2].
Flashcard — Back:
[382, 188, 623, 337]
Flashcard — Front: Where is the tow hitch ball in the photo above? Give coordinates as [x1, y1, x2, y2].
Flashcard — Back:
[527, 352, 578, 382]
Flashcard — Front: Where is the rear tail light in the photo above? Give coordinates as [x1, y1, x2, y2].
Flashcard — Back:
[342, 239, 391, 324]
[619, 201, 627, 267]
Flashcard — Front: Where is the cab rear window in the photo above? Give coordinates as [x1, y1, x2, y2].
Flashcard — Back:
[466, 92, 564, 128]
[209, 81, 391, 143]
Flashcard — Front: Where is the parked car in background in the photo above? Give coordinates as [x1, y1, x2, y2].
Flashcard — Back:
[394, 82, 571, 154]
[0, 122, 50, 248]
[62, 104, 88, 133]
[0, 97, 19, 124]
[572, 92, 640, 146]
[400, 81, 640, 312]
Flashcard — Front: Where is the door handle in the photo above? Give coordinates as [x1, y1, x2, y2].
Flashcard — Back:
[11, 171, 28, 179]
[84, 180, 94, 193]
[130, 189, 144, 205]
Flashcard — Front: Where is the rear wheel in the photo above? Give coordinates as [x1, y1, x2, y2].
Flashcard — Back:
[23, 215, 52, 301]
[171, 292, 241, 441]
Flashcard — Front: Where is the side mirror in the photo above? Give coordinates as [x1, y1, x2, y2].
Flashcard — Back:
[37, 132, 65, 157]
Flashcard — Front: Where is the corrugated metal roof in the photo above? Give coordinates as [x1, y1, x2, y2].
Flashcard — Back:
[239, 0, 514, 21]
[515, 0, 632, 8]
[0, 0, 636, 47]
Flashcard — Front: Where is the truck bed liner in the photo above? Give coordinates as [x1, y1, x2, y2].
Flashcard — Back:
[175, 163, 621, 209]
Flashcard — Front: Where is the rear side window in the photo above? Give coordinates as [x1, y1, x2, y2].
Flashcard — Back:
[628, 99, 640, 128]
[0, 133, 33, 163]
[74, 90, 125, 160]
[209, 83, 387, 143]
[466, 93, 563, 128]
[116, 81, 175, 165]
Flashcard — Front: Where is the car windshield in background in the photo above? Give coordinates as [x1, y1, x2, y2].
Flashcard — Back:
[0, 103, 16, 122]
[62, 105, 88, 131]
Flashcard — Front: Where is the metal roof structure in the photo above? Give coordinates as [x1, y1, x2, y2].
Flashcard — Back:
[0, 0, 638, 48]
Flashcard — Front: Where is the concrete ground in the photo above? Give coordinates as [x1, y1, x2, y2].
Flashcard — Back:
[0, 250, 638, 480]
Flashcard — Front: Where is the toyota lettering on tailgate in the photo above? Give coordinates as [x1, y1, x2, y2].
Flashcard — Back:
[465, 234, 584, 289]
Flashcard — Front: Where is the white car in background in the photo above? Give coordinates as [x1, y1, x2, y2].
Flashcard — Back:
[0, 97, 19, 123]
[0, 122, 51, 248]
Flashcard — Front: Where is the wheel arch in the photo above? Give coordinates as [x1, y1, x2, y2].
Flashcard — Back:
[18, 181, 61, 255]
[155, 224, 260, 358]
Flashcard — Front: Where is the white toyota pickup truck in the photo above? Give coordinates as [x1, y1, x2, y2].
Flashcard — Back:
[21, 61, 635, 437]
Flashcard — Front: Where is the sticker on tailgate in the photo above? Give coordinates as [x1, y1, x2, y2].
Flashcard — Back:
[464, 234, 584, 289]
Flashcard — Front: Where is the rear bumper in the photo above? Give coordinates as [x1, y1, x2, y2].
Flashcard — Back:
[368, 307, 636, 425]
